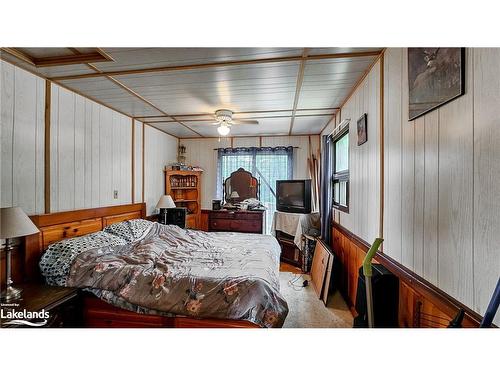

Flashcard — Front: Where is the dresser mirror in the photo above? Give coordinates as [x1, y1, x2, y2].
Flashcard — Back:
[223, 168, 260, 204]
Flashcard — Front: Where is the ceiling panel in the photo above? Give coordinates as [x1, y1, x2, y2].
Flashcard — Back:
[147, 122, 199, 138]
[0, 51, 96, 77]
[297, 56, 376, 109]
[19, 47, 98, 58]
[296, 108, 336, 116]
[117, 62, 300, 114]
[95, 48, 303, 72]
[58, 77, 166, 117]
[308, 47, 381, 55]
[1, 47, 381, 136]
[188, 117, 291, 137]
[291, 116, 330, 135]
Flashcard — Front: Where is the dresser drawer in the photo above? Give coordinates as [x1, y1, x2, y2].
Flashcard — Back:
[209, 218, 262, 233]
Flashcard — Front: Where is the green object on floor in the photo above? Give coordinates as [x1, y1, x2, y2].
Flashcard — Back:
[362, 238, 384, 277]
[363, 237, 384, 328]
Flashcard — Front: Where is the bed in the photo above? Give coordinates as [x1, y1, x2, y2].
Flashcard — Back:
[25, 203, 288, 328]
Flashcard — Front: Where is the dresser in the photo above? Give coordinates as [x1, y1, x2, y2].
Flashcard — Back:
[205, 209, 265, 234]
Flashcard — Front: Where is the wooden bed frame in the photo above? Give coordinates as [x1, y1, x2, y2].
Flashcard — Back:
[22, 203, 258, 328]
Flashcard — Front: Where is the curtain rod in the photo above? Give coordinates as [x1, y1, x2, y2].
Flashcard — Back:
[213, 146, 300, 150]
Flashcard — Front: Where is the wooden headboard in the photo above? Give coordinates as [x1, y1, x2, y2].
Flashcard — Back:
[17, 203, 146, 283]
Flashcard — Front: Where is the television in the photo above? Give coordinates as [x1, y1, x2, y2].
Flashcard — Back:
[276, 179, 312, 214]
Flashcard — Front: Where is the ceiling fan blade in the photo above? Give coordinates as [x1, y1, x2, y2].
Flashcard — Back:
[230, 120, 259, 125]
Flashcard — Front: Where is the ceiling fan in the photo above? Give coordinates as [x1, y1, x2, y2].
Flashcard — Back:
[212, 109, 259, 136]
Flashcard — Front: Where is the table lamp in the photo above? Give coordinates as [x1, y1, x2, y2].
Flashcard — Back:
[1, 207, 40, 302]
[156, 195, 176, 224]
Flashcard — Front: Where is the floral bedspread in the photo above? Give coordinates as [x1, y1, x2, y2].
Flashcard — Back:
[66, 223, 288, 327]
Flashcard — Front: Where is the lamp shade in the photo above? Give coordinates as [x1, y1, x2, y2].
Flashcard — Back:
[229, 191, 240, 199]
[1, 207, 39, 239]
[156, 195, 176, 209]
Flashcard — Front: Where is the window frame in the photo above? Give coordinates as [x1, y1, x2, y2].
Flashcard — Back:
[331, 128, 350, 213]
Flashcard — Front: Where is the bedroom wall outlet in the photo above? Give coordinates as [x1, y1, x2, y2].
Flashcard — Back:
[113, 190, 118, 199]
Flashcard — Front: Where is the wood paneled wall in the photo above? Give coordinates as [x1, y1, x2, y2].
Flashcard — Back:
[383, 48, 500, 325]
[321, 48, 500, 325]
[133, 120, 143, 203]
[1, 61, 45, 215]
[180, 135, 320, 209]
[143, 125, 178, 215]
[321, 61, 381, 244]
[50, 84, 133, 211]
[1, 60, 179, 217]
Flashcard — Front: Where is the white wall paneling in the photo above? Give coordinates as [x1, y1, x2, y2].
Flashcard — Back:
[322, 60, 381, 244]
[1, 61, 45, 215]
[133, 120, 143, 203]
[382, 48, 498, 324]
[50, 84, 133, 212]
[436, 48, 474, 308]
[473, 48, 500, 322]
[382, 48, 403, 263]
[143, 125, 178, 215]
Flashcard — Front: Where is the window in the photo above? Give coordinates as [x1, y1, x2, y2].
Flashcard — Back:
[217, 147, 293, 234]
[331, 130, 349, 212]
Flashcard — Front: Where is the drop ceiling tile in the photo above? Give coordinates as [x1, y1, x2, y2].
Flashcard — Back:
[57, 77, 165, 117]
[146, 122, 198, 138]
[95, 47, 304, 72]
[188, 117, 291, 137]
[291, 116, 330, 135]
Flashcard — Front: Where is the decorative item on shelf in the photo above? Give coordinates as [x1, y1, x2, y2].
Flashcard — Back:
[1, 207, 40, 302]
[177, 144, 186, 165]
[156, 195, 176, 225]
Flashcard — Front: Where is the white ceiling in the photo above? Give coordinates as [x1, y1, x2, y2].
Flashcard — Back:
[0, 47, 381, 138]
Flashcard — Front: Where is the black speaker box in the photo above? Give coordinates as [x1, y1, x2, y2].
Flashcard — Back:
[353, 263, 399, 328]
[166, 207, 187, 228]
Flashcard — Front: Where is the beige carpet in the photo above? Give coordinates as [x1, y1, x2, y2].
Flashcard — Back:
[280, 272, 353, 328]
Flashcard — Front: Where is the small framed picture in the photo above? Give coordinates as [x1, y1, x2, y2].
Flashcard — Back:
[357, 113, 367, 146]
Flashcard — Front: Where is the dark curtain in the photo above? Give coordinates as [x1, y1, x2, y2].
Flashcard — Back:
[320, 135, 333, 244]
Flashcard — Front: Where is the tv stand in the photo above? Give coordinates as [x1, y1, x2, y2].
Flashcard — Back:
[271, 211, 320, 270]
[275, 230, 303, 268]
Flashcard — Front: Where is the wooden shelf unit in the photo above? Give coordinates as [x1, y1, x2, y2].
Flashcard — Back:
[165, 169, 202, 229]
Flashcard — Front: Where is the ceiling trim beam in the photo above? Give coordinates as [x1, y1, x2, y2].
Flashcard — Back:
[145, 113, 335, 124]
[320, 49, 386, 134]
[133, 107, 339, 120]
[67, 48, 201, 138]
[288, 48, 309, 135]
[1, 47, 114, 67]
[50, 50, 383, 81]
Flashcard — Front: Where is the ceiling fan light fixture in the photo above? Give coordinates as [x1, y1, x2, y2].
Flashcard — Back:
[217, 124, 230, 136]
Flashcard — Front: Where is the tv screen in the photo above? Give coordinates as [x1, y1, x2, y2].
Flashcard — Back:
[276, 180, 311, 213]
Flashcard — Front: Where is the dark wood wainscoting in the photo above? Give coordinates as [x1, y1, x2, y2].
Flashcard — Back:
[332, 222, 485, 328]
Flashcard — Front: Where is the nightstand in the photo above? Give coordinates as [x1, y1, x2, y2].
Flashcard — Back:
[0, 284, 82, 328]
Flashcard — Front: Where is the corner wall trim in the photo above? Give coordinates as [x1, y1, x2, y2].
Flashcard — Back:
[44, 80, 51, 213]
[141, 122, 145, 203]
[131, 118, 135, 203]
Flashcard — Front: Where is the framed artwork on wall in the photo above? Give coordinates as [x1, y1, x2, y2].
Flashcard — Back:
[357, 113, 367, 146]
[408, 47, 465, 120]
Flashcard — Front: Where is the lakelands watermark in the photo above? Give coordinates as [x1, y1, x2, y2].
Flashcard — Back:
[1, 304, 49, 327]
